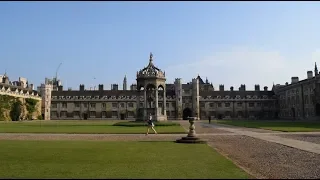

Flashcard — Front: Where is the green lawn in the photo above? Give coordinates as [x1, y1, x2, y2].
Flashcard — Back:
[0, 120, 186, 134]
[214, 120, 320, 132]
[0, 140, 250, 179]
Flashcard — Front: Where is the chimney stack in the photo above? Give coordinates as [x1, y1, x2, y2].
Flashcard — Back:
[255, 84, 260, 91]
[99, 84, 104, 91]
[79, 84, 85, 91]
[307, 71, 313, 79]
[264, 86, 268, 91]
[291, 77, 299, 84]
[219, 84, 224, 91]
[58, 85, 63, 91]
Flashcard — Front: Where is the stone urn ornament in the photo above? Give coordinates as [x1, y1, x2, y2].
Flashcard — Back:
[176, 116, 206, 144]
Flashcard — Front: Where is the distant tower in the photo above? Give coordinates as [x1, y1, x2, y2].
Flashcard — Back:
[123, 75, 127, 90]
[40, 78, 53, 120]
[192, 78, 200, 120]
[315, 62, 318, 76]
[174, 78, 183, 120]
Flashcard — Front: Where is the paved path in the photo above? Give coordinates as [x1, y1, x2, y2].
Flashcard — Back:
[201, 122, 320, 155]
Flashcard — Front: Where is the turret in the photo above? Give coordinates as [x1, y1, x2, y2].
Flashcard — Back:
[123, 75, 127, 90]
[192, 78, 200, 120]
[315, 62, 318, 76]
[174, 78, 183, 120]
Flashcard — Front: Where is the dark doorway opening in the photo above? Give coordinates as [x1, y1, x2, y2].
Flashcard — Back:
[217, 114, 223, 120]
[316, 103, 320, 116]
[291, 108, 296, 120]
[120, 114, 125, 120]
[83, 113, 88, 120]
[183, 108, 192, 120]
[41, 114, 44, 119]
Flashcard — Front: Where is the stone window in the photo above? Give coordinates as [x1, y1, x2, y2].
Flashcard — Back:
[112, 103, 118, 108]
[200, 103, 205, 108]
[128, 103, 133, 108]
[225, 103, 230, 107]
[74, 103, 80, 108]
[90, 111, 96, 117]
[62, 103, 67, 108]
[120, 103, 125, 108]
[218, 103, 222, 107]
[74, 111, 80, 117]
[209, 103, 214, 107]
[102, 111, 106, 117]
[51, 111, 57, 117]
[249, 103, 254, 107]
[51, 103, 57, 108]
[237, 102, 242, 107]
[171, 111, 175, 117]
[139, 103, 143, 107]
[112, 111, 118, 117]
[83, 103, 87, 108]
[60, 111, 67, 117]
[172, 102, 176, 107]
[166, 111, 170, 116]
[90, 103, 96, 108]
[166, 103, 169, 108]
[256, 102, 261, 107]
[128, 111, 134, 117]
[102, 103, 106, 108]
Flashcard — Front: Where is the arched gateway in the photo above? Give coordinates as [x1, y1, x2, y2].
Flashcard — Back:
[136, 53, 167, 121]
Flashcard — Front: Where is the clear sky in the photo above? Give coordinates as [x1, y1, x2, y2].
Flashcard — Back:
[1, 1, 320, 90]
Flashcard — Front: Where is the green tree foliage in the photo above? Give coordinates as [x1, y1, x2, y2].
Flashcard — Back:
[10, 101, 22, 121]
[25, 98, 38, 114]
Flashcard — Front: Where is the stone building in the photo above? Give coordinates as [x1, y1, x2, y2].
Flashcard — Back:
[0, 73, 42, 120]
[273, 63, 320, 120]
[40, 53, 280, 121]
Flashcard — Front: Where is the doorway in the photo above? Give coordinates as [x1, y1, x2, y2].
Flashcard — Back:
[316, 103, 320, 116]
[183, 108, 192, 120]
[120, 114, 125, 120]
[83, 113, 88, 120]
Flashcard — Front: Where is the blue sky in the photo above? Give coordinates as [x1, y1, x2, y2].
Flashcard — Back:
[1, 2, 320, 90]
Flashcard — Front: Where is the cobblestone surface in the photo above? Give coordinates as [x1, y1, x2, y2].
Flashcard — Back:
[207, 135, 320, 179]
[278, 134, 320, 145]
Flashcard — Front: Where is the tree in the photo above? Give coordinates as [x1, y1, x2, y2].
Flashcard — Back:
[10, 101, 22, 121]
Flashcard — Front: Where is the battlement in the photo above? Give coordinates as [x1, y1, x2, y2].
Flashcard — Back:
[0, 83, 41, 101]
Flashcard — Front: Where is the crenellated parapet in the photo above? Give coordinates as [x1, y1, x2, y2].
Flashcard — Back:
[0, 84, 41, 101]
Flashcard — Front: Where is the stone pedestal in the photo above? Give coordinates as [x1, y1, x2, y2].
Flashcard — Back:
[176, 117, 206, 144]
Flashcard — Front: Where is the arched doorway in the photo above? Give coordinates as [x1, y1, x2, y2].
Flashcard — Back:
[183, 108, 192, 120]
[316, 103, 320, 116]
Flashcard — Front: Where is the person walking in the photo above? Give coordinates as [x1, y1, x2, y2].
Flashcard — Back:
[208, 116, 211, 124]
[146, 113, 157, 135]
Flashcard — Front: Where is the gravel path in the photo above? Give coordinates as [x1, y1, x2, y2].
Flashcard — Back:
[278, 134, 320, 145]
[179, 121, 233, 134]
[207, 135, 320, 179]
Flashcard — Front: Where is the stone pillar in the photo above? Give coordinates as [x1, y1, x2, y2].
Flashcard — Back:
[155, 89, 159, 116]
[192, 78, 200, 120]
[144, 89, 147, 119]
[136, 92, 140, 120]
[174, 78, 183, 120]
[163, 88, 167, 117]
